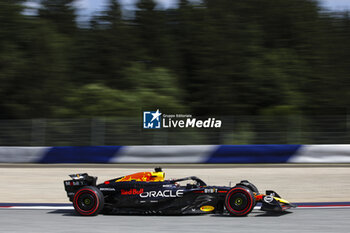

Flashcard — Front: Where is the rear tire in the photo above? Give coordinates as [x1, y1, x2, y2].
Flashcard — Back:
[73, 186, 104, 216]
[225, 186, 255, 216]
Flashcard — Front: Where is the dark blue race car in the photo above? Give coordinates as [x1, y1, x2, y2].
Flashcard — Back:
[64, 168, 295, 216]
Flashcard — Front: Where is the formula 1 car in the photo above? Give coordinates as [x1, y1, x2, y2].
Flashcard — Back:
[64, 168, 295, 216]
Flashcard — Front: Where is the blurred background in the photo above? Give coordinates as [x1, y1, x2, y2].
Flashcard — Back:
[1, 0, 350, 146]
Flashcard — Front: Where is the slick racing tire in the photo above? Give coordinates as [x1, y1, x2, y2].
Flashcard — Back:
[238, 180, 259, 194]
[73, 186, 104, 216]
[225, 186, 255, 216]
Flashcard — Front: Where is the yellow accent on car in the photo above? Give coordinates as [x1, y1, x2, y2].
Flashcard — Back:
[200, 205, 215, 212]
[150, 172, 165, 181]
[273, 197, 290, 204]
[115, 171, 165, 182]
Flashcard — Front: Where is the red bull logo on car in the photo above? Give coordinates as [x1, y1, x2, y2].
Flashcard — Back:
[121, 189, 144, 195]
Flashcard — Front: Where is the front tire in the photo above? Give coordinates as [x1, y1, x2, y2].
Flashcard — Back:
[238, 180, 259, 194]
[225, 186, 255, 216]
[73, 186, 104, 216]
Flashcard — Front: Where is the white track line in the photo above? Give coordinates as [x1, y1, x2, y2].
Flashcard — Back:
[1, 206, 73, 210]
[1, 205, 349, 210]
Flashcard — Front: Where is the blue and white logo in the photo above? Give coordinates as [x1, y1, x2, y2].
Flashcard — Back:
[143, 109, 162, 129]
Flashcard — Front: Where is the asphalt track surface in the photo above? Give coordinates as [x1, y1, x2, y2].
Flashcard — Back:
[2, 165, 350, 202]
[1, 208, 349, 233]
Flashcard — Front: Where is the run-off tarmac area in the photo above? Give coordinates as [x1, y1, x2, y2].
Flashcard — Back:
[0, 208, 349, 233]
[0, 165, 350, 202]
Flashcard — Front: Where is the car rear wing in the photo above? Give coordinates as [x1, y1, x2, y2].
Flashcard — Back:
[64, 173, 98, 201]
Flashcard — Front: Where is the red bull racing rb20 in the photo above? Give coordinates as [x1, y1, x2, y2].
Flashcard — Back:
[64, 168, 295, 216]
